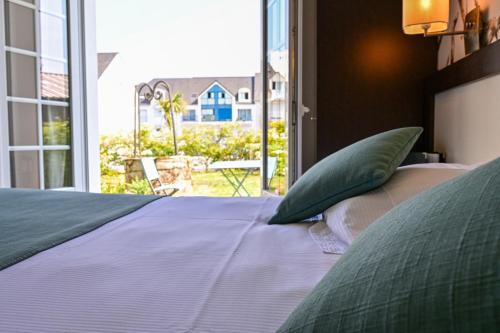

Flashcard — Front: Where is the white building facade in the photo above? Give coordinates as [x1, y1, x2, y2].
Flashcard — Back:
[139, 77, 272, 133]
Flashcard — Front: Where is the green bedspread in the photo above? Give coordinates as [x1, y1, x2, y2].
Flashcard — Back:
[0, 189, 159, 271]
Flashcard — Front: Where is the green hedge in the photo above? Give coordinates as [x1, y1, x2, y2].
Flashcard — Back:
[100, 121, 287, 193]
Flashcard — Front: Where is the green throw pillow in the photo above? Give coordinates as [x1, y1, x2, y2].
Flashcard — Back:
[269, 127, 423, 224]
[278, 158, 500, 333]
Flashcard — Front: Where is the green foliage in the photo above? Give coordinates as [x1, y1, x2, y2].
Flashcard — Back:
[141, 127, 175, 157]
[101, 175, 126, 194]
[158, 92, 186, 128]
[43, 120, 70, 145]
[100, 131, 134, 177]
[179, 124, 261, 168]
[267, 121, 287, 177]
[99, 121, 287, 194]
[127, 178, 152, 195]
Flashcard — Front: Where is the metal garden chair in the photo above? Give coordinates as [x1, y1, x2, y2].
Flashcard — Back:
[141, 157, 184, 196]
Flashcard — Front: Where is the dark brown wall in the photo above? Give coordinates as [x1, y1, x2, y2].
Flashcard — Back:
[316, 0, 438, 159]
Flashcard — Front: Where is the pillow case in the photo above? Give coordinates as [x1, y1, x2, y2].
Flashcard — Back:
[278, 157, 500, 332]
[324, 164, 469, 252]
[268, 127, 423, 224]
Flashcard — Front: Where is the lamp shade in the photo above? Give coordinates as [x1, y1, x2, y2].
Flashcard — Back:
[403, 0, 449, 35]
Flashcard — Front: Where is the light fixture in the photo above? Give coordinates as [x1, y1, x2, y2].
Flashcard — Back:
[403, 0, 482, 37]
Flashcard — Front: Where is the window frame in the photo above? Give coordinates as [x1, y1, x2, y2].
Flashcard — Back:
[182, 109, 196, 122]
[0, 0, 86, 190]
[237, 108, 252, 122]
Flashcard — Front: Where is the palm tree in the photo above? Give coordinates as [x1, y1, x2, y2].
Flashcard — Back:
[158, 92, 185, 155]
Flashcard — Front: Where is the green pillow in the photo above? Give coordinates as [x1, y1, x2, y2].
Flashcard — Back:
[269, 127, 423, 224]
[278, 158, 500, 332]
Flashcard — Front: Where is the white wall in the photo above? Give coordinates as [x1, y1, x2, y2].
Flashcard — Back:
[97, 53, 136, 135]
[435, 73, 500, 164]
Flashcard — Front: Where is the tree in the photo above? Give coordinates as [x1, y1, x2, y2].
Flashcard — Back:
[158, 92, 185, 155]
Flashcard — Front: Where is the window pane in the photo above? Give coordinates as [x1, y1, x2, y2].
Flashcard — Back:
[6, 52, 37, 98]
[41, 58, 69, 102]
[43, 105, 71, 145]
[44, 150, 73, 189]
[8, 102, 38, 146]
[40, 12, 68, 59]
[10, 151, 40, 189]
[4, 1, 36, 51]
[40, 0, 66, 16]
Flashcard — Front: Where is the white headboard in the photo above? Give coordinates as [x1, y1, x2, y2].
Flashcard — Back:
[434, 73, 500, 164]
[425, 41, 500, 165]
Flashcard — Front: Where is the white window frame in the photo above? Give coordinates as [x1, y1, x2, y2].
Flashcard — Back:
[237, 108, 252, 122]
[238, 88, 251, 102]
[0, 0, 91, 191]
[0, 0, 9, 187]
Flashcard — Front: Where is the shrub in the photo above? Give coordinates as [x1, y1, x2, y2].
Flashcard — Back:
[100, 121, 286, 194]
[179, 124, 260, 168]
[127, 178, 152, 195]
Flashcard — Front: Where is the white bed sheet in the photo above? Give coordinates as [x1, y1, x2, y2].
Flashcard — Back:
[0, 197, 339, 333]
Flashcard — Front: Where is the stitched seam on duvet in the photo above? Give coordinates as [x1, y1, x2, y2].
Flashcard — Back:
[188, 197, 271, 331]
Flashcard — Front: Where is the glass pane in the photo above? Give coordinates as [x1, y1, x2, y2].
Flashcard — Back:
[43, 105, 71, 145]
[41, 58, 69, 102]
[6, 52, 37, 98]
[266, 0, 289, 195]
[10, 151, 40, 189]
[8, 102, 38, 146]
[44, 150, 73, 189]
[4, 1, 36, 51]
[40, 0, 66, 16]
[40, 12, 68, 59]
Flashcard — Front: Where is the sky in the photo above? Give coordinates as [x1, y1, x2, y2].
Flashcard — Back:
[96, 0, 261, 134]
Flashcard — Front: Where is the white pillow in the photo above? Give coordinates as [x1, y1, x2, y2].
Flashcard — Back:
[323, 164, 471, 253]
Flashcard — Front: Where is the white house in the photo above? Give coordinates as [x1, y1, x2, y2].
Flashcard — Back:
[139, 75, 285, 133]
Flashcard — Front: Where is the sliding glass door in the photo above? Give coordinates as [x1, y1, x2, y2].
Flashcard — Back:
[0, 0, 83, 190]
[262, 0, 298, 195]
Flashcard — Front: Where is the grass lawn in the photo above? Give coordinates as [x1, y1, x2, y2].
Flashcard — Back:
[190, 170, 261, 197]
[102, 171, 286, 197]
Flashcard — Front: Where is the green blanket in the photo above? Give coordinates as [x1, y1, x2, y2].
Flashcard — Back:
[0, 189, 159, 271]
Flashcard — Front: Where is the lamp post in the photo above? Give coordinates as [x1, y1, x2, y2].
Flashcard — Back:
[134, 80, 178, 157]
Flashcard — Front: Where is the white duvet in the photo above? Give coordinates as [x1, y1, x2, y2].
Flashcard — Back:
[0, 197, 339, 333]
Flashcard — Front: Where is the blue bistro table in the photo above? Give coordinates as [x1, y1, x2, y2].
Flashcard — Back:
[208, 160, 261, 197]
[209, 158, 278, 197]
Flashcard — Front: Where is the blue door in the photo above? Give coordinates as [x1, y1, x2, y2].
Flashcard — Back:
[216, 107, 232, 121]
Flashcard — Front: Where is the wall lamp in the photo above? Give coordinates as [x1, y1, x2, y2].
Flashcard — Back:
[403, 0, 483, 37]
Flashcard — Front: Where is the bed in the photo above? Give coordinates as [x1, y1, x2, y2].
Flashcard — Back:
[0, 195, 340, 332]
[1, 47, 499, 333]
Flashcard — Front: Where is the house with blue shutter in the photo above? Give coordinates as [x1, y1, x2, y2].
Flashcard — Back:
[138, 74, 286, 132]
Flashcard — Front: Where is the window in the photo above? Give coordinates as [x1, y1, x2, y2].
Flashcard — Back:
[202, 109, 215, 121]
[238, 88, 251, 102]
[183, 110, 196, 122]
[2, 0, 75, 190]
[207, 92, 212, 99]
[237, 109, 252, 121]
[272, 81, 283, 91]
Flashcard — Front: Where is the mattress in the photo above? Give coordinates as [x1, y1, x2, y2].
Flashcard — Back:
[0, 196, 339, 333]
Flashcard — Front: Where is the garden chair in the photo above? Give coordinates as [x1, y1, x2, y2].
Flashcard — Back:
[141, 157, 184, 196]
[267, 157, 278, 187]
